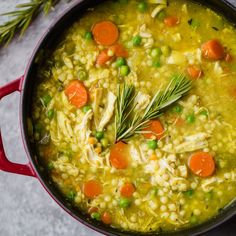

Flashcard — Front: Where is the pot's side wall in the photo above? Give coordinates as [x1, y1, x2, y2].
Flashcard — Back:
[20, 1, 236, 236]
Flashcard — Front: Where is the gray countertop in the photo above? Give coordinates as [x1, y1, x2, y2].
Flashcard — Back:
[0, 0, 235, 235]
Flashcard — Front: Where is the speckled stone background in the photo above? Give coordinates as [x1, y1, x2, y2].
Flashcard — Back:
[0, 0, 236, 235]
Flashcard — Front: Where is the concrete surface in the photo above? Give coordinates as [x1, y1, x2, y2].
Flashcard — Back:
[0, 0, 235, 235]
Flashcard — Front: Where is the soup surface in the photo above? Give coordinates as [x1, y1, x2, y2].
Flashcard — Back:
[31, 0, 236, 233]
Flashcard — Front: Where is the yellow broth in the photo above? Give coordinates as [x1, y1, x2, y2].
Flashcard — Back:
[31, 0, 236, 233]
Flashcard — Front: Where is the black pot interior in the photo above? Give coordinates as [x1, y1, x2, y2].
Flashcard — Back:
[21, 0, 236, 235]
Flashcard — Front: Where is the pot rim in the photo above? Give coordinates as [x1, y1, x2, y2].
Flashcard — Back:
[19, 0, 236, 235]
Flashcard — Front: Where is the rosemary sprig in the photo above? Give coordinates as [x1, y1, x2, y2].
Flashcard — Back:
[115, 83, 136, 141]
[115, 74, 192, 142]
[0, 0, 60, 46]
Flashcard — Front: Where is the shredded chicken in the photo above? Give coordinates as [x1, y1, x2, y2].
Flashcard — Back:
[76, 109, 93, 142]
[184, 133, 210, 142]
[51, 111, 74, 144]
[129, 144, 144, 164]
[93, 88, 103, 128]
[175, 140, 208, 153]
[201, 177, 217, 192]
[139, 24, 152, 38]
[175, 133, 209, 153]
[134, 91, 151, 110]
[98, 91, 116, 131]
[85, 144, 104, 166]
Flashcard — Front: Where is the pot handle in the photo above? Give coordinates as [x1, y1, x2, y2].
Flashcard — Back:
[0, 78, 36, 177]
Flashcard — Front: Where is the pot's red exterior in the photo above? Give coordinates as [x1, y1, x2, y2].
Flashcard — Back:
[0, 77, 35, 177]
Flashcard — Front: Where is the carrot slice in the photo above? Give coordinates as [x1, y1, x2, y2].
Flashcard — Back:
[109, 44, 129, 58]
[201, 39, 225, 60]
[92, 20, 119, 46]
[143, 120, 164, 139]
[120, 183, 136, 198]
[101, 211, 112, 225]
[188, 152, 215, 177]
[164, 16, 180, 27]
[83, 180, 102, 198]
[187, 65, 203, 79]
[96, 49, 113, 65]
[109, 141, 129, 169]
[65, 80, 88, 108]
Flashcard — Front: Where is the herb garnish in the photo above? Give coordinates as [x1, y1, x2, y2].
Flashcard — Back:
[0, 0, 66, 46]
[115, 74, 192, 142]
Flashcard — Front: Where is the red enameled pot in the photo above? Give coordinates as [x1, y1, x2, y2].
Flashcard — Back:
[0, 0, 236, 235]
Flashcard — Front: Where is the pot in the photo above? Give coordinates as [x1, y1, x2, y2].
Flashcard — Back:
[0, 0, 236, 235]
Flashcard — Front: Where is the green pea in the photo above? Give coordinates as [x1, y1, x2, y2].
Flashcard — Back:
[200, 110, 208, 117]
[82, 105, 92, 113]
[173, 105, 183, 113]
[116, 57, 126, 67]
[138, 2, 148, 13]
[47, 162, 54, 170]
[157, 10, 166, 20]
[95, 131, 104, 140]
[132, 35, 142, 46]
[152, 60, 161, 68]
[188, 18, 200, 29]
[151, 48, 162, 58]
[147, 140, 158, 150]
[161, 45, 172, 56]
[190, 215, 198, 224]
[119, 198, 131, 208]
[183, 189, 194, 197]
[66, 191, 76, 201]
[120, 65, 130, 76]
[186, 114, 195, 123]
[41, 94, 52, 107]
[78, 70, 88, 81]
[91, 212, 101, 221]
[47, 109, 55, 120]
[84, 31, 93, 40]
[101, 138, 109, 148]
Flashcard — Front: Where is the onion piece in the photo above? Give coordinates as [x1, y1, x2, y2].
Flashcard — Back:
[151, 5, 167, 18]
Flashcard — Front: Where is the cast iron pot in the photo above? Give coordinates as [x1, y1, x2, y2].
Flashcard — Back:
[0, 0, 236, 235]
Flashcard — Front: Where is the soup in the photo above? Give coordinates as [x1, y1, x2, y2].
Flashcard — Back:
[30, 0, 236, 233]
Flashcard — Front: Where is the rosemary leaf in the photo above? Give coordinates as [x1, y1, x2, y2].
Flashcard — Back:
[0, 0, 63, 46]
[115, 83, 136, 141]
[115, 74, 192, 142]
